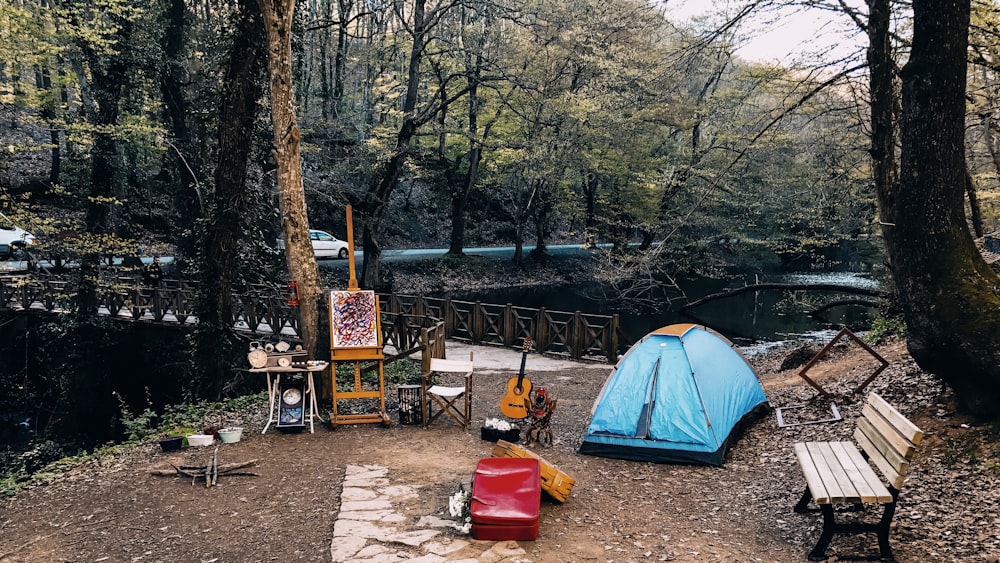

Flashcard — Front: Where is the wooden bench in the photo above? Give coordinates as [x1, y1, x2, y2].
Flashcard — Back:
[793, 392, 923, 561]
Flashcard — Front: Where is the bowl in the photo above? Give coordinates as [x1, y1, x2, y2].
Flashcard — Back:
[218, 427, 243, 444]
[158, 436, 184, 452]
[186, 434, 214, 447]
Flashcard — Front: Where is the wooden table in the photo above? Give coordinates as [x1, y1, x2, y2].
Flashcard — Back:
[250, 362, 327, 434]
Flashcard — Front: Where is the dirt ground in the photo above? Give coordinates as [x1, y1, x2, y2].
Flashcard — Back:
[1, 339, 999, 563]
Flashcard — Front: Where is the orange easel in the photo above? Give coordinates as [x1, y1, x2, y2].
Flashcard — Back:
[328, 205, 390, 426]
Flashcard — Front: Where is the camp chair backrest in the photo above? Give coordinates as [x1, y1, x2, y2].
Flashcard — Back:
[422, 352, 474, 428]
[853, 393, 924, 490]
[429, 358, 474, 374]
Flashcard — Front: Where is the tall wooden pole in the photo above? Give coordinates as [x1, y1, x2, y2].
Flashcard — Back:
[346, 205, 358, 291]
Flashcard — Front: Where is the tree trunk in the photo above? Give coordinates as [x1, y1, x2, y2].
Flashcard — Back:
[867, 0, 897, 268]
[79, 18, 132, 314]
[965, 167, 984, 237]
[894, 0, 1000, 417]
[360, 0, 426, 290]
[34, 66, 59, 190]
[259, 0, 322, 356]
[161, 0, 202, 257]
[530, 197, 551, 260]
[448, 82, 481, 256]
[333, 0, 353, 119]
[582, 172, 598, 247]
[195, 0, 266, 399]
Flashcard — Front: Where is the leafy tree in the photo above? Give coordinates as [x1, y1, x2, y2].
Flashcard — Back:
[878, 0, 1000, 417]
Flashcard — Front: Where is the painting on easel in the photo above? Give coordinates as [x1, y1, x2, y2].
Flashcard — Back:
[330, 290, 379, 348]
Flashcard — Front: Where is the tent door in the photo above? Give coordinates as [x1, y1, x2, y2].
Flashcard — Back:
[634, 355, 661, 438]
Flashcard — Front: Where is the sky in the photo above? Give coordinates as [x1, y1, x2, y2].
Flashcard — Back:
[665, 0, 868, 64]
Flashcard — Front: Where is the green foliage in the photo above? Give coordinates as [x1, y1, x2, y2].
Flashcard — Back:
[334, 359, 422, 390]
[0, 390, 269, 497]
[385, 359, 422, 386]
[115, 391, 158, 442]
[864, 315, 907, 346]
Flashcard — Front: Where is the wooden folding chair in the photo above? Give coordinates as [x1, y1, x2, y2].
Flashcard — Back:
[422, 352, 474, 428]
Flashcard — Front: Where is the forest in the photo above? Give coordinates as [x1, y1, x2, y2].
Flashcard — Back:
[1, 0, 1000, 471]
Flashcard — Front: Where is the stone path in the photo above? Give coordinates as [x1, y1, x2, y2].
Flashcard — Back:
[330, 464, 531, 562]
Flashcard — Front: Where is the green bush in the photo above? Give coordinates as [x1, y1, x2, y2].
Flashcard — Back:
[864, 315, 906, 345]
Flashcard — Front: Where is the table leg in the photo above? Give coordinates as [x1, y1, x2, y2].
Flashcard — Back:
[262, 373, 281, 434]
[306, 372, 316, 433]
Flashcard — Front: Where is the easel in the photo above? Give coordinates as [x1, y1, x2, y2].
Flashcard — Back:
[328, 205, 390, 427]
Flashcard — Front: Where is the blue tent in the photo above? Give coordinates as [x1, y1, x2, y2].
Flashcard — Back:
[579, 324, 768, 466]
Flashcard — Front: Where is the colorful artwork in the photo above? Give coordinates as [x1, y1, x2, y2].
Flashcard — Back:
[331, 290, 379, 348]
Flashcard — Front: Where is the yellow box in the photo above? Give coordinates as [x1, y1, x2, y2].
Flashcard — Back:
[491, 440, 575, 503]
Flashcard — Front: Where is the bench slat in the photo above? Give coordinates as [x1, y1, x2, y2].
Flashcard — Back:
[805, 442, 848, 503]
[854, 425, 906, 489]
[828, 441, 888, 503]
[794, 442, 833, 504]
[814, 441, 864, 504]
[867, 393, 923, 445]
[837, 440, 893, 503]
[804, 442, 847, 504]
[861, 403, 917, 459]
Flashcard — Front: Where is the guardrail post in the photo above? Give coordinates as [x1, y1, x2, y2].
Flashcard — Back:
[536, 307, 546, 355]
[503, 303, 513, 346]
[473, 301, 483, 343]
[572, 311, 582, 359]
[444, 297, 454, 337]
[609, 314, 620, 364]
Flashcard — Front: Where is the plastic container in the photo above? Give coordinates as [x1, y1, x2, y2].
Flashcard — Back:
[186, 434, 214, 447]
[218, 427, 243, 444]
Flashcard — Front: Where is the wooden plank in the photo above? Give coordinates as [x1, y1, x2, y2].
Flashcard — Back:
[803, 442, 844, 504]
[857, 417, 910, 476]
[809, 441, 858, 504]
[854, 425, 906, 489]
[868, 393, 923, 445]
[828, 441, 881, 503]
[862, 403, 917, 459]
[794, 443, 831, 504]
[839, 441, 894, 503]
[491, 440, 575, 503]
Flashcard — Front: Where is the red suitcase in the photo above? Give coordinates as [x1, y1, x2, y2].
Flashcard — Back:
[470, 457, 541, 541]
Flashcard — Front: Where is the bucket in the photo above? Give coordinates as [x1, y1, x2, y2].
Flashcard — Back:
[218, 427, 243, 444]
[187, 434, 214, 447]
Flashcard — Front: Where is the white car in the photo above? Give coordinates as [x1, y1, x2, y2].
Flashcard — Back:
[276, 229, 350, 259]
[309, 229, 349, 259]
[0, 212, 34, 257]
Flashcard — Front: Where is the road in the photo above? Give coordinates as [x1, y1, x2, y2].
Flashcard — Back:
[0, 243, 611, 273]
[319, 242, 613, 267]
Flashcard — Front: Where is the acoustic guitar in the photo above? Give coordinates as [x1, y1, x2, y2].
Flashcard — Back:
[500, 337, 533, 419]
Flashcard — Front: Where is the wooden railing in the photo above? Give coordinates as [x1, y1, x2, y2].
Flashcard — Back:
[378, 293, 622, 363]
[0, 274, 300, 337]
[0, 275, 625, 363]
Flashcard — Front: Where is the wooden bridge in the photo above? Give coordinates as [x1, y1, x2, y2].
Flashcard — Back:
[0, 274, 626, 363]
